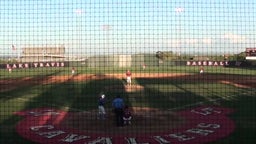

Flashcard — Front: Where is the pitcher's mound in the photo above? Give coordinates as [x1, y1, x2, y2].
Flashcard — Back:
[105, 85, 144, 92]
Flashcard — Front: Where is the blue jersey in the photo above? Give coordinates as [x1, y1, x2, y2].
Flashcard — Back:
[98, 98, 105, 106]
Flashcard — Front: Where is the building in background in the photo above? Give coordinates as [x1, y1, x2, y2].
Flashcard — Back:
[245, 48, 256, 60]
[20, 46, 66, 62]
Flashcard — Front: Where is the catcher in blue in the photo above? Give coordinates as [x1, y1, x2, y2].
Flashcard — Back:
[123, 105, 132, 125]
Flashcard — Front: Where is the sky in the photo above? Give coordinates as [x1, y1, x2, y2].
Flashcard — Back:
[0, 0, 256, 56]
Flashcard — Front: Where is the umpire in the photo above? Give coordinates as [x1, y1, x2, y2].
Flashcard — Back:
[112, 95, 125, 127]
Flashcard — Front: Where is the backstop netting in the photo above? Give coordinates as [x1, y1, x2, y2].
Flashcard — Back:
[0, 1, 255, 144]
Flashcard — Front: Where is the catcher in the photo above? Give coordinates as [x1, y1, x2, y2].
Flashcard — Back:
[123, 105, 132, 125]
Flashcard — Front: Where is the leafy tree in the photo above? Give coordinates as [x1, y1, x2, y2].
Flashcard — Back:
[156, 51, 164, 60]
[156, 51, 175, 61]
[227, 52, 246, 61]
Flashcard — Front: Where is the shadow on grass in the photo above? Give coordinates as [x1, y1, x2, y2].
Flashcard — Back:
[1, 72, 255, 143]
[0, 74, 128, 143]
[208, 91, 256, 144]
[0, 70, 64, 101]
[134, 77, 208, 110]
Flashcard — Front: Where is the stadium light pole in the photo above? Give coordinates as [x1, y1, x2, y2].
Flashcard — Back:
[175, 7, 184, 60]
[75, 9, 84, 57]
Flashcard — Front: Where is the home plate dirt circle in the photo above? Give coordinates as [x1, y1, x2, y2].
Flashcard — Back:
[60, 107, 185, 135]
[15, 106, 235, 144]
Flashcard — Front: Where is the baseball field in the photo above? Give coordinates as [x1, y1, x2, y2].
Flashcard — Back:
[0, 66, 255, 144]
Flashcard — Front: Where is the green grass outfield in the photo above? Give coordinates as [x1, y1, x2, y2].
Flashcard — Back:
[1, 66, 255, 78]
[0, 66, 256, 143]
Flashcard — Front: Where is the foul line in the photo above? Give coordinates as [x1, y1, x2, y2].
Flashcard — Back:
[16, 97, 85, 112]
[168, 94, 236, 111]
[168, 88, 256, 111]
